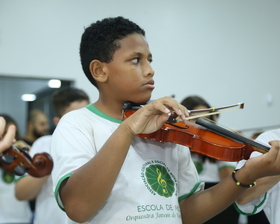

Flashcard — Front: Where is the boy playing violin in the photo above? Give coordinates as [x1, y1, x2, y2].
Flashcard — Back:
[51, 16, 280, 224]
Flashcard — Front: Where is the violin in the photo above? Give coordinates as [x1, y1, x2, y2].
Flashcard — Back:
[122, 102, 270, 162]
[0, 144, 53, 177]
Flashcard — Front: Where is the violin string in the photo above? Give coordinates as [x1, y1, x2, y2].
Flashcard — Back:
[203, 117, 243, 135]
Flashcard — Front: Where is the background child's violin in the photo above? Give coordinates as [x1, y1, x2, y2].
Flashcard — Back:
[0, 144, 53, 177]
[122, 101, 270, 162]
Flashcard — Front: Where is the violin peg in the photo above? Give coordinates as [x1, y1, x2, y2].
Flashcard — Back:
[0, 154, 15, 165]
[123, 101, 142, 110]
[14, 165, 28, 176]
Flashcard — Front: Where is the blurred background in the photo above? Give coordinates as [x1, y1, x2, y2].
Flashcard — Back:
[0, 0, 279, 137]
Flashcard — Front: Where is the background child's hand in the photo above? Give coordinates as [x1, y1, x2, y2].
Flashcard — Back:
[125, 97, 189, 135]
[0, 117, 16, 154]
[13, 140, 31, 150]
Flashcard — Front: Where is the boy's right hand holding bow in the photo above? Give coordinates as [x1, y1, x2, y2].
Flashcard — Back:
[122, 96, 189, 136]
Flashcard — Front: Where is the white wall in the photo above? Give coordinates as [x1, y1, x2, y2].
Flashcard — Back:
[0, 0, 279, 136]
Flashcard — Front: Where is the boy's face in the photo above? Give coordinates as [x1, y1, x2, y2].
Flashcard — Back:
[103, 33, 155, 104]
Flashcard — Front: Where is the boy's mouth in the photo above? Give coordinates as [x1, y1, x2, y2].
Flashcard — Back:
[143, 80, 155, 88]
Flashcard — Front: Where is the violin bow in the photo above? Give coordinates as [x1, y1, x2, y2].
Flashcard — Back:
[184, 102, 244, 121]
[122, 101, 244, 122]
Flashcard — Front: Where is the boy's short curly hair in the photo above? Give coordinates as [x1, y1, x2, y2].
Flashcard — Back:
[79, 16, 145, 88]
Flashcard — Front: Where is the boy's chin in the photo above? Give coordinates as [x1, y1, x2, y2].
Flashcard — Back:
[127, 94, 152, 105]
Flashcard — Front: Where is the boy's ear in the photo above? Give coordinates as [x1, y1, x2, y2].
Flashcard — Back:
[89, 60, 108, 83]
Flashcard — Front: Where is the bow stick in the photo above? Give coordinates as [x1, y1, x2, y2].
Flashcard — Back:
[184, 102, 244, 121]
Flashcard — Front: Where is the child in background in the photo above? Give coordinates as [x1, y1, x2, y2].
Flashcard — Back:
[0, 115, 32, 224]
[15, 87, 90, 224]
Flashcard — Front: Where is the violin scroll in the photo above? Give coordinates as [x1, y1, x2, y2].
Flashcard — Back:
[29, 152, 54, 177]
[0, 145, 53, 177]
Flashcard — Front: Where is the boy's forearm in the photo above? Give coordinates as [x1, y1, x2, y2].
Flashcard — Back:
[180, 174, 248, 224]
[219, 166, 235, 180]
[15, 175, 49, 200]
[236, 175, 280, 205]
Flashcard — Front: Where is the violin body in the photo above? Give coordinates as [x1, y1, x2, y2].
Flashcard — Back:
[124, 109, 269, 162]
[0, 145, 53, 177]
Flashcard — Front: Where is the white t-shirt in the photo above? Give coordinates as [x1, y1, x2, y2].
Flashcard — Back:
[51, 104, 204, 224]
[0, 170, 31, 223]
[28, 135, 66, 224]
[191, 153, 237, 182]
[234, 128, 280, 223]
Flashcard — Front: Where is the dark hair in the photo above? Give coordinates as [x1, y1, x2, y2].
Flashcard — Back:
[79, 16, 145, 88]
[51, 87, 90, 117]
[181, 95, 211, 110]
[181, 95, 219, 122]
[0, 114, 21, 140]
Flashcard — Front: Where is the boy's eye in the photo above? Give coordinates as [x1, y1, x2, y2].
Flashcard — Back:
[131, 58, 140, 63]
[131, 57, 152, 64]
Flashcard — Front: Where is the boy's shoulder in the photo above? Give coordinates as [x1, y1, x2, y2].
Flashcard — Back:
[62, 106, 90, 119]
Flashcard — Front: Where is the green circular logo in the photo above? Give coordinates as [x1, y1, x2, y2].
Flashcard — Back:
[2, 169, 15, 184]
[145, 164, 175, 197]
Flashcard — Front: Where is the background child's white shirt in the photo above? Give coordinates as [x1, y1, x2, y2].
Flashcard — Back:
[191, 153, 237, 182]
[51, 105, 204, 224]
[235, 128, 280, 223]
[29, 135, 67, 224]
[0, 169, 31, 223]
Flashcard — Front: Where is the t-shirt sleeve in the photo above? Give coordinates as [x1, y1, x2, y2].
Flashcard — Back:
[234, 192, 268, 215]
[177, 145, 204, 201]
[50, 112, 97, 209]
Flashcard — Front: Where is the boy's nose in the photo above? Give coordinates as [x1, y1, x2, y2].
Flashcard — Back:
[144, 62, 154, 77]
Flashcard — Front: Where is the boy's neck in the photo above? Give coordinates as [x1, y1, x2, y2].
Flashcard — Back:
[93, 101, 124, 121]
